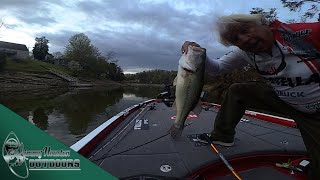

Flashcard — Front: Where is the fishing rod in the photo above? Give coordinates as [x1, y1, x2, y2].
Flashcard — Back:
[202, 133, 242, 180]
[89, 103, 151, 160]
[92, 122, 193, 162]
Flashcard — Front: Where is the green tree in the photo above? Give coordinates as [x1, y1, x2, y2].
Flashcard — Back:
[126, 69, 177, 84]
[32, 36, 49, 61]
[250, 7, 278, 22]
[107, 62, 125, 81]
[64, 33, 97, 68]
[64, 33, 125, 81]
[98, 51, 125, 81]
[281, 0, 319, 22]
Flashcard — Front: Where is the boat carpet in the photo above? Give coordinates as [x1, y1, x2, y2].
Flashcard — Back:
[87, 102, 306, 179]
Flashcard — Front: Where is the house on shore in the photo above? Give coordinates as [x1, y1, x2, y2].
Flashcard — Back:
[0, 41, 29, 60]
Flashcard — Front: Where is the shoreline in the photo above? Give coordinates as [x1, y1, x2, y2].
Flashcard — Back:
[0, 71, 126, 93]
[122, 82, 164, 87]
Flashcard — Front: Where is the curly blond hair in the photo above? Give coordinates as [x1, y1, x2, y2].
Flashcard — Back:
[215, 14, 268, 46]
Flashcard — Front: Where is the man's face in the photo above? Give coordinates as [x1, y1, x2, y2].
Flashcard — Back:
[222, 23, 274, 54]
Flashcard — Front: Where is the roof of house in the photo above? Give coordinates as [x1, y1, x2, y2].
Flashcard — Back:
[0, 41, 28, 51]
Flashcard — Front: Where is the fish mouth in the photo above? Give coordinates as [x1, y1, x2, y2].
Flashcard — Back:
[183, 67, 194, 73]
[191, 46, 206, 53]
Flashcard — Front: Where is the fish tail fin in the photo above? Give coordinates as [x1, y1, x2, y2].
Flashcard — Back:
[191, 100, 202, 115]
[168, 124, 184, 139]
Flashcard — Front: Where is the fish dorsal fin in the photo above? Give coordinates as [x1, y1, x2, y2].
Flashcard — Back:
[173, 76, 177, 86]
[191, 100, 202, 115]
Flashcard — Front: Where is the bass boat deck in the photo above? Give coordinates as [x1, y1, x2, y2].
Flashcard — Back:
[71, 98, 309, 180]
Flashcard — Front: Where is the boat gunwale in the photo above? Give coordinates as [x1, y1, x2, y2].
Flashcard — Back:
[70, 99, 156, 155]
[202, 102, 297, 127]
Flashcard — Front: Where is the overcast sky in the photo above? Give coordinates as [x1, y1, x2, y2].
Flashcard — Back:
[0, 0, 315, 73]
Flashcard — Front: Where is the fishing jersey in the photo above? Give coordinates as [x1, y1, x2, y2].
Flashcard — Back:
[206, 20, 320, 114]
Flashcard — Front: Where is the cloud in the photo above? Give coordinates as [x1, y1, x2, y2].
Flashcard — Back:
[17, 16, 57, 26]
[40, 30, 77, 53]
[72, 0, 228, 72]
[0, 0, 310, 72]
[0, 0, 44, 8]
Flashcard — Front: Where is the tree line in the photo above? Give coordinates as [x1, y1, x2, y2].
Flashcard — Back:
[125, 70, 177, 85]
[32, 33, 124, 81]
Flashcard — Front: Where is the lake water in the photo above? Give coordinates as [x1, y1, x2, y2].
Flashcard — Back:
[0, 86, 163, 146]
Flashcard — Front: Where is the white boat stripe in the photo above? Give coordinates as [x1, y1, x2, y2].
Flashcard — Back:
[70, 99, 155, 152]
[210, 103, 295, 122]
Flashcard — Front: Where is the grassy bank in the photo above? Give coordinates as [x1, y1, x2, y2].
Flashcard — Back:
[4, 59, 73, 75]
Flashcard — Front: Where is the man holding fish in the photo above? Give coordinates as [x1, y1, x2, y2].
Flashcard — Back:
[171, 14, 320, 179]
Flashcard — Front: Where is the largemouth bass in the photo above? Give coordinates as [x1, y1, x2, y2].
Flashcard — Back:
[169, 45, 206, 139]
